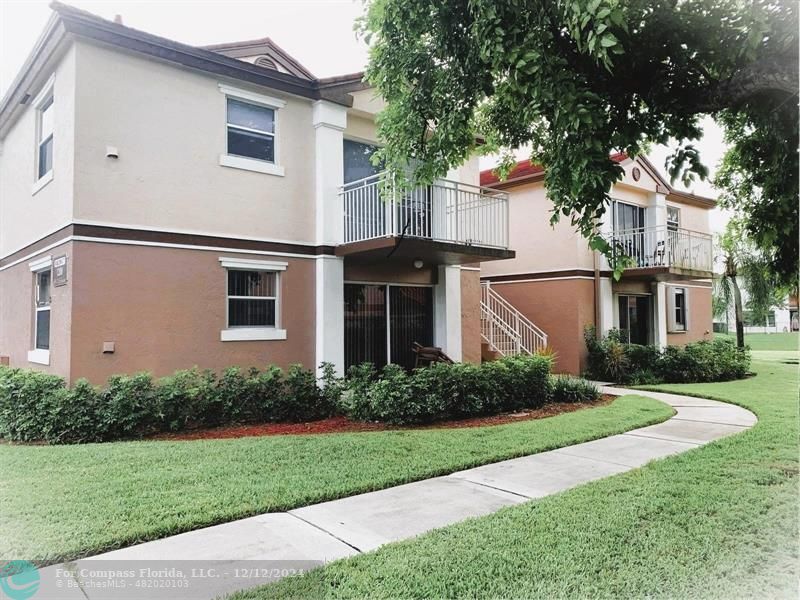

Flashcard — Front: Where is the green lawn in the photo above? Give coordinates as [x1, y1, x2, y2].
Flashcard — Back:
[0, 395, 671, 565]
[235, 355, 799, 599]
[715, 331, 799, 351]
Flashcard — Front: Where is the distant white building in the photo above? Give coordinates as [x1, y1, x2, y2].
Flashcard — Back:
[715, 290, 799, 333]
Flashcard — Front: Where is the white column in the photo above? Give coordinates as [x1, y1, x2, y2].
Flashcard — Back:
[313, 101, 347, 245]
[647, 191, 667, 229]
[652, 281, 668, 348]
[315, 256, 345, 375]
[434, 265, 462, 360]
[312, 101, 348, 375]
[598, 277, 614, 335]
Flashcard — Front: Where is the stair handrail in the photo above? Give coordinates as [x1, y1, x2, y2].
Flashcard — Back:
[480, 281, 548, 354]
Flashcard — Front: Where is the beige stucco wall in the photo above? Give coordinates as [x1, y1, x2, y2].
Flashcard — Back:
[0, 45, 76, 257]
[69, 242, 316, 383]
[344, 114, 379, 145]
[480, 181, 595, 277]
[0, 242, 74, 378]
[667, 200, 709, 232]
[71, 41, 317, 244]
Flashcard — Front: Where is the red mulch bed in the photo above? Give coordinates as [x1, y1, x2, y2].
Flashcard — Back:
[151, 395, 614, 442]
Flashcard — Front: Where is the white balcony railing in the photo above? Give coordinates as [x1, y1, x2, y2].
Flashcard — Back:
[611, 225, 713, 272]
[340, 172, 510, 249]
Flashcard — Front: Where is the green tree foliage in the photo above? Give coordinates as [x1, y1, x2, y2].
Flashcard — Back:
[714, 219, 789, 347]
[362, 0, 798, 281]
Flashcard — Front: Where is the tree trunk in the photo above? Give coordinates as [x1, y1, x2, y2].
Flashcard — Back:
[731, 277, 745, 348]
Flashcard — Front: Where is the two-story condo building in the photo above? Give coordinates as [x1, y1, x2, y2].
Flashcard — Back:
[479, 154, 716, 375]
[0, 3, 513, 383]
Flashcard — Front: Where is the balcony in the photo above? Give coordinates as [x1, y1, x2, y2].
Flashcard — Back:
[337, 172, 514, 265]
[610, 225, 713, 279]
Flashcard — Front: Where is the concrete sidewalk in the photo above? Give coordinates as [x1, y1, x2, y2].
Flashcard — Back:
[38, 386, 756, 600]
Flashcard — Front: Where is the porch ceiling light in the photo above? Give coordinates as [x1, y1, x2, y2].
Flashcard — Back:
[413, 259, 424, 269]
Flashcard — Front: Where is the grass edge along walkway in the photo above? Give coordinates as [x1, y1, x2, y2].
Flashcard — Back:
[231, 357, 798, 599]
[0, 394, 671, 566]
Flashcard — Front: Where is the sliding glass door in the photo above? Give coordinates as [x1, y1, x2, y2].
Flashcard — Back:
[344, 283, 434, 371]
[618, 295, 651, 345]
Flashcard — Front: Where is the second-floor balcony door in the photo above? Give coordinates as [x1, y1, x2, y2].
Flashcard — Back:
[613, 201, 647, 266]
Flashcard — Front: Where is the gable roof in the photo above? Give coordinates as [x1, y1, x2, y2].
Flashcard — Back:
[479, 152, 716, 208]
[0, 2, 367, 138]
[201, 37, 316, 80]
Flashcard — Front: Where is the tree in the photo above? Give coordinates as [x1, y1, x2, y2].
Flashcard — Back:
[362, 0, 798, 282]
[714, 219, 787, 347]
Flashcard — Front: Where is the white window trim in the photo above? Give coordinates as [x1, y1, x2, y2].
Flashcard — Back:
[29, 255, 53, 272]
[31, 170, 54, 196]
[667, 286, 689, 333]
[219, 153, 284, 176]
[219, 83, 285, 177]
[33, 75, 55, 187]
[219, 257, 287, 271]
[220, 257, 288, 341]
[220, 327, 287, 342]
[29, 257, 53, 362]
[218, 84, 286, 110]
[27, 348, 50, 365]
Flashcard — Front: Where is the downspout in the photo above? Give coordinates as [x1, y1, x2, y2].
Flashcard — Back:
[593, 225, 602, 339]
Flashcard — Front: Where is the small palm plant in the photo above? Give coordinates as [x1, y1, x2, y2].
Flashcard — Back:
[714, 219, 790, 348]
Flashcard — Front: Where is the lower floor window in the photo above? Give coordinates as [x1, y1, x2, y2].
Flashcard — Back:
[35, 269, 51, 350]
[672, 287, 687, 332]
[227, 269, 278, 327]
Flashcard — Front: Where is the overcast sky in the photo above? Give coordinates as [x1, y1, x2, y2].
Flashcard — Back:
[1, 0, 729, 231]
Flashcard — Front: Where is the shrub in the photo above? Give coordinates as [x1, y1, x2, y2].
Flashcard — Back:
[0, 361, 336, 444]
[102, 372, 160, 439]
[660, 339, 749, 383]
[48, 379, 104, 443]
[342, 354, 553, 425]
[278, 364, 332, 422]
[550, 376, 600, 404]
[157, 368, 218, 431]
[0, 367, 66, 442]
[583, 327, 751, 384]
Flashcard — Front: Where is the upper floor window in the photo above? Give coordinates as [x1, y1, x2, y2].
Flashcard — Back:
[343, 139, 381, 184]
[227, 98, 275, 163]
[667, 206, 680, 231]
[218, 84, 286, 177]
[36, 94, 54, 180]
[612, 200, 645, 232]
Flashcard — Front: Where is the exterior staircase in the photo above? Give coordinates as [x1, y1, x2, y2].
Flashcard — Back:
[480, 281, 548, 358]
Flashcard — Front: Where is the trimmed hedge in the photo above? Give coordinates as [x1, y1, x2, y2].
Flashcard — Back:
[584, 326, 751, 384]
[341, 355, 554, 425]
[551, 376, 600, 403]
[0, 354, 603, 442]
[0, 363, 338, 444]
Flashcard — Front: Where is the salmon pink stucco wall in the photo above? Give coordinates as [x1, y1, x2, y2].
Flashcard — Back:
[0, 242, 74, 378]
[68, 242, 316, 384]
[460, 268, 482, 364]
[486, 278, 596, 375]
[666, 284, 713, 345]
